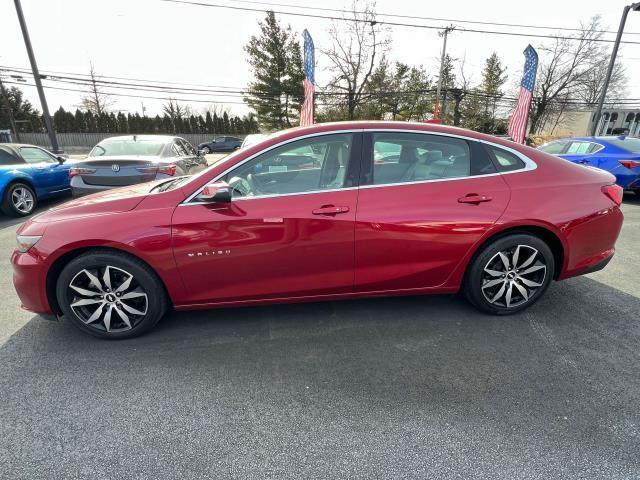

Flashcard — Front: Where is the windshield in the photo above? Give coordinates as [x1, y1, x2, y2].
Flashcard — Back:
[90, 138, 167, 157]
[605, 137, 640, 153]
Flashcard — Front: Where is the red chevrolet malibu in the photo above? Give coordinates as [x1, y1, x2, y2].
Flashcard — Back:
[12, 122, 624, 339]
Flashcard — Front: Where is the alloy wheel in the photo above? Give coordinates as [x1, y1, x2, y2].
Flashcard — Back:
[67, 265, 149, 333]
[481, 244, 547, 309]
[12, 187, 34, 214]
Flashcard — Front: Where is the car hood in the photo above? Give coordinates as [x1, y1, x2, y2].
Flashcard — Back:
[31, 182, 158, 223]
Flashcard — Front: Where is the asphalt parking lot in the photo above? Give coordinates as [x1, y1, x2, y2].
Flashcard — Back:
[1, 195, 639, 479]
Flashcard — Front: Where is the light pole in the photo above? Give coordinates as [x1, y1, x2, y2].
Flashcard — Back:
[591, 2, 640, 136]
[14, 0, 60, 152]
[434, 25, 455, 120]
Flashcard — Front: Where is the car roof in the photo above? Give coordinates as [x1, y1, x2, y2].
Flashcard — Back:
[0, 143, 45, 150]
[263, 120, 521, 149]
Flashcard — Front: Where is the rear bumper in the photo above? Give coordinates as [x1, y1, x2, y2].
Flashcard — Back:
[11, 249, 53, 316]
[559, 206, 623, 280]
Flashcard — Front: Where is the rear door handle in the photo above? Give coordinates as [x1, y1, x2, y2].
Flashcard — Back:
[458, 194, 493, 204]
[312, 205, 350, 216]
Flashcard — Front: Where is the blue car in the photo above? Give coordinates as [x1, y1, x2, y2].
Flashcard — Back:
[539, 136, 640, 194]
[0, 143, 72, 217]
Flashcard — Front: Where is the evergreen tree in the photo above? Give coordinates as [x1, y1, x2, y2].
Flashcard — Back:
[53, 107, 67, 132]
[117, 112, 129, 133]
[75, 109, 87, 132]
[481, 53, 508, 118]
[0, 86, 42, 133]
[244, 11, 304, 130]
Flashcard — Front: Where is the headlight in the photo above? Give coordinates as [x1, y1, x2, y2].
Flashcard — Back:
[16, 235, 42, 253]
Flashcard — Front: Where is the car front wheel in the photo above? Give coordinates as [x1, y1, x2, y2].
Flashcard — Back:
[201, 146, 210, 154]
[464, 234, 554, 315]
[56, 250, 168, 339]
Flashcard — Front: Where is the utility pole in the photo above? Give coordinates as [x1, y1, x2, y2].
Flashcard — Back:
[0, 74, 20, 142]
[434, 25, 455, 120]
[591, 2, 640, 136]
[14, 0, 60, 152]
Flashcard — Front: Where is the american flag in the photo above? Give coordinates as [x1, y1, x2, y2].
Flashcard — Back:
[508, 45, 538, 144]
[300, 29, 315, 127]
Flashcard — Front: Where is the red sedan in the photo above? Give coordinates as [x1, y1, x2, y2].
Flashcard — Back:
[12, 122, 624, 339]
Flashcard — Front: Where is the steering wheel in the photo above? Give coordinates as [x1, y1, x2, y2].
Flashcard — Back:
[228, 176, 254, 197]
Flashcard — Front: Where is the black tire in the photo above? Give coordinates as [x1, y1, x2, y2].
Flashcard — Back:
[56, 250, 168, 339]
[201, 146, 210, 154]
[464, 234, 554, 315]
[1, 182, 37, 217]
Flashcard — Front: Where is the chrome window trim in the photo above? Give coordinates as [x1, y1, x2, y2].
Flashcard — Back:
[180, 128, 537, 205]
[590, 143, 605, 154]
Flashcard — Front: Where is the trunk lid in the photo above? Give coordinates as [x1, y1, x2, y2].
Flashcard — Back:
[76, 155, 163, 186]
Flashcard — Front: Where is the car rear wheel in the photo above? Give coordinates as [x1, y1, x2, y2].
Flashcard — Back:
[2, 182, 36, 217]
[464, 234, 554, 315]
[56, 250, 168, 339]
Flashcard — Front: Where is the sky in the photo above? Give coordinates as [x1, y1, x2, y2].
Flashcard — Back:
[2, 0, 640, 118]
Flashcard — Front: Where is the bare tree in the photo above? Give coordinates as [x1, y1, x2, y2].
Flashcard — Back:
[162, 98, 188, 120]
[529, 16, 626, 135]
[578, 55, 627, 105]
[323, 1, 389, 120]
[80, 62, 114, 115]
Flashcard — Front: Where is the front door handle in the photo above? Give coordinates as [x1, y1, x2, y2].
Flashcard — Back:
[458, 194, 493, 204]
[312, 205, 350, 216]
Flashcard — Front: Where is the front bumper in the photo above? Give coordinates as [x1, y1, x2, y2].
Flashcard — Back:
[11, 249, 53, 316]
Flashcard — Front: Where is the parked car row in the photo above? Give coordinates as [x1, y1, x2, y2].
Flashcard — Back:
[2, 132, 637, 221]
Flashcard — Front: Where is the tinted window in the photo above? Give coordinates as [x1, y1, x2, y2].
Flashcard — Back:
[0, 147, 19, 165]
[539, 141, 566, 154]
[369, 133, 494, 186]
[565, 142, 592, 155]
[488, 146, 526, 172]
[20, 147, 56, 164]
[225, 134, 353, 198]
[180, 139, 196, 155]
[172, 141, 188, 156]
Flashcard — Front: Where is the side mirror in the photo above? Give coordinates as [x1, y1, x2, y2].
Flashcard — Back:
[199, 180, 231, 203]
[57, 156, 66, 164]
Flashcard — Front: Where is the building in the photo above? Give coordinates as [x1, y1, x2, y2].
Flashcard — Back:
[536, 109, 640, 138]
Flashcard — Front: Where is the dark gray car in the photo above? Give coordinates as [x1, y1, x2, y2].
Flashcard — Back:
[70, 135, 208, 196]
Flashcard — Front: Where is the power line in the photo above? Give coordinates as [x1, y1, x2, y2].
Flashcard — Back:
[224, 0, 640, 36]
[158, 0, 640, 45]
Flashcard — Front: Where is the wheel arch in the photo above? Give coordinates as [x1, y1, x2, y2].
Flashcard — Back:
[46, 246, 173, 316]
[1, 176, 37, 199]
[462, 223, 566, 285]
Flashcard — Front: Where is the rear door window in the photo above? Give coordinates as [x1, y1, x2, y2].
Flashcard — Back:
[366, 132, 496, 186]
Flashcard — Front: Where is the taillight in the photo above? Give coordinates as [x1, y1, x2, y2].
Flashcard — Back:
[137, 164, 176, 176]
[157, 164, 177, 176]
[602, 184, 623, 206]
[619, 160, 640, 169]
[69, 167, 96, 178]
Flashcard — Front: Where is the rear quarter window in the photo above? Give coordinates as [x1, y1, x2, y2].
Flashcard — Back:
[0, 147, 18, 165]
[487, 146, 526, 172]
